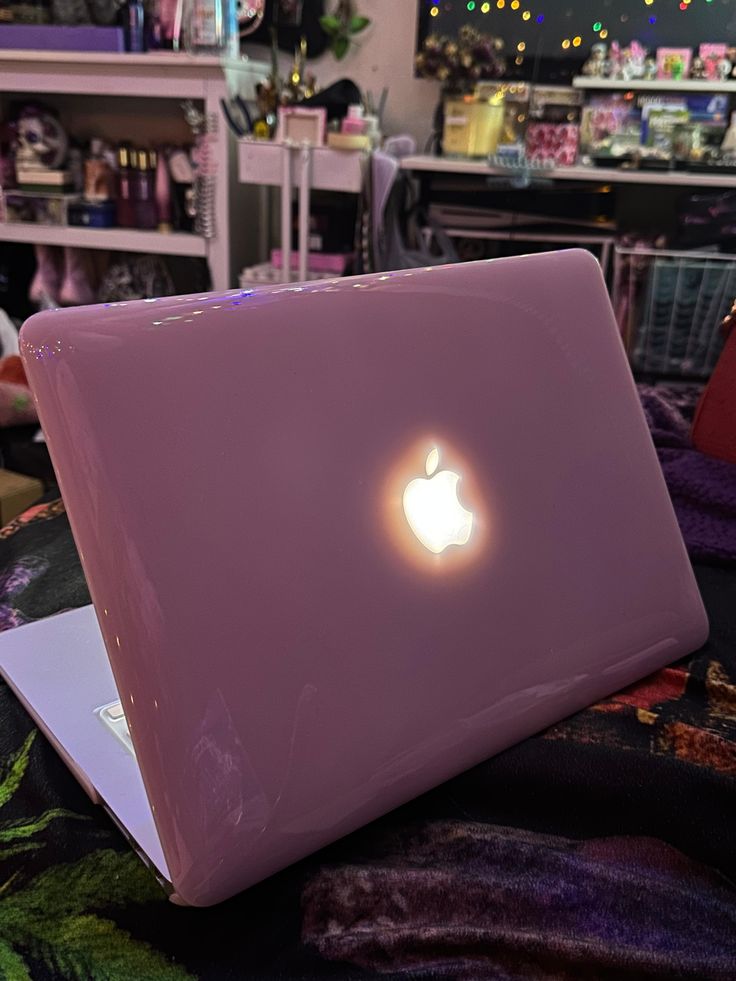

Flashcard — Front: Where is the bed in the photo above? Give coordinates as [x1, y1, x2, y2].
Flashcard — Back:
[0, 385, 734, 980]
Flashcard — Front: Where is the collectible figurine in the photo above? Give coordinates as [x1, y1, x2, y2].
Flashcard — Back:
[14, 105, 68, 173]
[609, 41, 623, 80]
[622, 40, 647, 81]
[582, 43, 607, 78]
[691, 56, 707, 80]
[718, 57, 733, 82]
[644, 56, 658, 80]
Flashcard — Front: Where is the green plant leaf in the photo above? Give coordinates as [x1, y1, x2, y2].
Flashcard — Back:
[2, 850, 164, 926]
[0, 809, 84, 843]
[319, 14, 341, 33]
[0, 732, 36, 810]
[349, 15, 370, 33]
[0, 939, 31, 981]
[0, 843, 42, 861]
[35, 914, 194, 981]
[333, 35, 350, 59]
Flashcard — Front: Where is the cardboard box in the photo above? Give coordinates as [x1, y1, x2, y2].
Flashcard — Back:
[0, 469, 43, 526]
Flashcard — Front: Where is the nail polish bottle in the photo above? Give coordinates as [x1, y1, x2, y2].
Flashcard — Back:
[135, 149, 157, 230]
[155, 149, 172, 232]
[117, 145, 136, 228]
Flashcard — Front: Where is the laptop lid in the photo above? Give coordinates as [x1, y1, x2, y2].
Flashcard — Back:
[20, 251, 708, 906]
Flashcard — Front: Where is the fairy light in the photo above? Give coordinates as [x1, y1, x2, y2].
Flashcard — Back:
[522, 10, 531, 20]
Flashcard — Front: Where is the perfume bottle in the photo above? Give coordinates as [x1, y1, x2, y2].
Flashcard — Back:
[134, 149, 157, 230]
[155, 149, 172, 232]
[116, 145, 136, 228]
[84, 139, 115, 203]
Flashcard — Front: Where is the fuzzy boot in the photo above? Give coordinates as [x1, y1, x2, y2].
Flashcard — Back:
[59, 247, 98, 307]
[29, 244, 64, 308]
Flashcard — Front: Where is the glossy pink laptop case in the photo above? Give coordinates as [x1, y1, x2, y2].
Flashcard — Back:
[18, 251, 708, 906]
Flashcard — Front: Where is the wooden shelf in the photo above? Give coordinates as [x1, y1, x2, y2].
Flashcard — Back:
[573, 75, 736, 93]
[0, 223, 207, 257]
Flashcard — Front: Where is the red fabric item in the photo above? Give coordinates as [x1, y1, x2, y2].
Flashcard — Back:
[692, 309, 736, 465]
[0, 356, 29, 389]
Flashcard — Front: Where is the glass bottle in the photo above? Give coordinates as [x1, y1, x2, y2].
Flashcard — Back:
[134, 150, 157, 230]
[182, 0, 235, 56]
[117, 146, 136, 229]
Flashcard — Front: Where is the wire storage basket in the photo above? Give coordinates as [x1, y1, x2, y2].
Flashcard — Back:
[613, 246, 736, 380]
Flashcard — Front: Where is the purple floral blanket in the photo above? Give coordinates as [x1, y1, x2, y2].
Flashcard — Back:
[640, 385, 736, 564]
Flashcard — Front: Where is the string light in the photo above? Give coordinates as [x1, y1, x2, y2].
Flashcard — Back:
[429, 0, 715, 55]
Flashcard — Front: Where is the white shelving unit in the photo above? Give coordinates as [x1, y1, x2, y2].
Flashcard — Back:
[573, 75, 736, 93]
[0, 222, 207, 256]
[400, 155, 736, 189]
[238, 139, 366, 283]
[0, 50, 267, 291]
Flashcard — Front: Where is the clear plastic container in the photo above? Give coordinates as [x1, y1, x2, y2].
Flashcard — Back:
[183, 0, 236, 56]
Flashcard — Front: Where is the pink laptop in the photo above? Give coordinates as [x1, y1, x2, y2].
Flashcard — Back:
[0, 251, 708, 906]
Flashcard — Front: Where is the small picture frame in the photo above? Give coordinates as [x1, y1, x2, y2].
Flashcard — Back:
[278, 107, 327, 147]
[656, 47, 692, 81]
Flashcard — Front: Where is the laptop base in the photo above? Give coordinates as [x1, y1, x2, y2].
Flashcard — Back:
[0, 605, 170, 884]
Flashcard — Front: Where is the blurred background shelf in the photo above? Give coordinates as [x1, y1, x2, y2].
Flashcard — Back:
[0, 51, 268, 289]
[573, 76, 736, 93]
[0, 223, 207, 257]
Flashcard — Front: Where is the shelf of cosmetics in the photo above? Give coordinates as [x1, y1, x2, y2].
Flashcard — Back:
[2, 141, 197, 233]
[442, 83, 736, 173]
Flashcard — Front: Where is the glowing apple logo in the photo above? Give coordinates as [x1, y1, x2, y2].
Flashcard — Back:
[402, 447, 474, 555]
